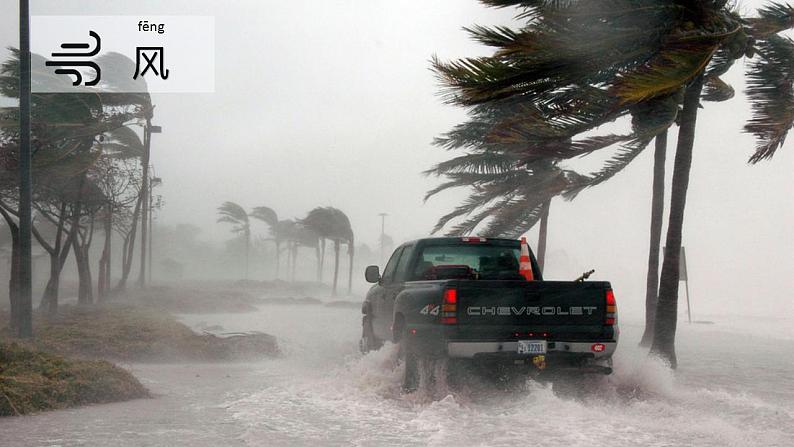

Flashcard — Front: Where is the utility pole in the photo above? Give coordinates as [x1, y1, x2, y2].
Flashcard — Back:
[378, 212, 388, 263]
[148, 172, 153, 284]
[17, 0, 33, 338]
[137, 122, 161, 287]
[148, 176, 162, 284]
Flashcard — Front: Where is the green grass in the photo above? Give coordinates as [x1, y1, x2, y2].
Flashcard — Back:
[1, 304, 279, 362]
[0, 342, 149, 416]
[0, 297, 279, 417]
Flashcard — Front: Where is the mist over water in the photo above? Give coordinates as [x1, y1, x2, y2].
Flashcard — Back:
[2, 297, 791, 447]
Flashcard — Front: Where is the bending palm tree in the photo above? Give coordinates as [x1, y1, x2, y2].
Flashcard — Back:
[250, 206, 279, 278]
[302, 207, 354, 296]
[217, 201, 251, 279]
[432, 0, 794, 366]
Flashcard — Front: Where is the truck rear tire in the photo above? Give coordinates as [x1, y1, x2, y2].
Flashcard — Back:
[359, 316, 382, 354]
[400, 328, 419, 392]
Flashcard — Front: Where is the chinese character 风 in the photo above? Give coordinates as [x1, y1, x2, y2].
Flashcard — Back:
[133, 47, 169, 80]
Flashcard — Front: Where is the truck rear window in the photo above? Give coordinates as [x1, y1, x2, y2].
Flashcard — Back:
[412, 244, 523, 281]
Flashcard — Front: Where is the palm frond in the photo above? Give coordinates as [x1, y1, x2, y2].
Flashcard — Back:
[444, 196, 516, 236]
[101, 126, 144, 158]
[424, 151, 520, 177]
[609, 37, 719, 105]
[744, 34, 794, 162]
[701, 74, 735, 102]
[480, 196, 547, 238]
[217, 201, 249, 224]
[566, 94, 678, 196]
[748, 2, 794, 37]
[250, 206, 278, 227]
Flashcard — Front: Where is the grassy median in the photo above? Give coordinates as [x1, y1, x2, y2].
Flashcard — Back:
[0, 342, 149, 416]
[1, 304, 279, 362]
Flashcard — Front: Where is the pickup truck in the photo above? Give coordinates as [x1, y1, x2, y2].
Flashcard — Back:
[360, 237, 618, 391]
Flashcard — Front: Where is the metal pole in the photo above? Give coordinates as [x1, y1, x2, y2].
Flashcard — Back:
[137, 121, 151, 287]
[378, 212, 387, 263]
[17, 0, 33, 338]
[148, 171, 153, 284]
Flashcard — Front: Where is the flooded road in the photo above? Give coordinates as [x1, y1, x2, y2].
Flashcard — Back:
[2, 304, 793, 447]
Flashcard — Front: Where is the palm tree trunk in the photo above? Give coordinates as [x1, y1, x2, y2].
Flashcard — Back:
[285, 242, 292, 280]
[319, 238, 326, 282]
[315, 243, 321, 282]
[650, 75, 704, 368]
[291, 243, 297, 282]
[639, 130, 668, 347]
[347, 238, 354, 295]
[536, 198, 551, 272]
[274, 241, 281, 279]
[244, 229, 250, 280]
[332, 239, 340, 296]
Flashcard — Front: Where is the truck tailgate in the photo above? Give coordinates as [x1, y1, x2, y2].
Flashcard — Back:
[449, 280, 611, 339]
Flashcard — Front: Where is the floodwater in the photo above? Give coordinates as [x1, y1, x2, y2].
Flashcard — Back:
[1, 303, 792, 447]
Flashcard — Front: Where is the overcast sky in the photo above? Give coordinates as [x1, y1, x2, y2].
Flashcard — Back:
[1, 0, 792, 321]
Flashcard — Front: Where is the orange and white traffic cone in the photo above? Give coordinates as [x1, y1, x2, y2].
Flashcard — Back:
[519, 237, 534, 281]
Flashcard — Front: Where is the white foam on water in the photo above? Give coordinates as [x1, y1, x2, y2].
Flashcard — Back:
[220, 305, 794, 447]
[2, 303, 791, 447]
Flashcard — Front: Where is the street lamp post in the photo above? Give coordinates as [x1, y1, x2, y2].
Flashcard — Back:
[137, 122, 161, 287]
[148, 176, 162, 284]
[17, 0, 33, 338]
[378, 213, 388, 264]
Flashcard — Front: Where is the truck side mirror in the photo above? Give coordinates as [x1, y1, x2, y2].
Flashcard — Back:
[365, 265, 381, 283]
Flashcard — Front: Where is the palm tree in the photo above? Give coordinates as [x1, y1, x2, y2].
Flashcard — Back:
[302, 207, 354, 296]
[217, 201, 251, 279]
[250, 206, 279, 277]
[432, 0, 794, 366]
[274, 219, 296, 279]
[426, 153, 578, 237]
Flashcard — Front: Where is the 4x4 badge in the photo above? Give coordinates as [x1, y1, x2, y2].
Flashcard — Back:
[420, 304, 440, 316]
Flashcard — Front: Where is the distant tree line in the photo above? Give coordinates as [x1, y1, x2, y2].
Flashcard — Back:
[218, 202, 355, 296]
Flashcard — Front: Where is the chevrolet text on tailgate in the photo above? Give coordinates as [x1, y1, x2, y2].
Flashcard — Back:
[360, 237, 618, 392]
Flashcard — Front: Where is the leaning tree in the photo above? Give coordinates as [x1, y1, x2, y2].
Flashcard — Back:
[302, 207, 354, 296]
[1, 50, 147, 326]
[217, 201, 251, 279]
[432, 0, 794, 366]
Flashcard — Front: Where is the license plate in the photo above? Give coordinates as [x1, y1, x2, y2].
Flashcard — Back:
[517, 340, 547, 355]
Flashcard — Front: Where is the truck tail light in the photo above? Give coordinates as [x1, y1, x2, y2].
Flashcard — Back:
[441, 288, 457, 324]
[605, 289, 617, 325]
